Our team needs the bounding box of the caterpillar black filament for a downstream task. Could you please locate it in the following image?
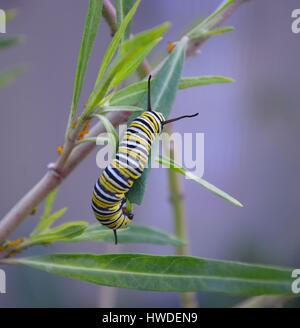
[92,76,198,244]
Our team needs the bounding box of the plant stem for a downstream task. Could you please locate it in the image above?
[0,0,248,244]
[0,112,130,244]
[166,125,198,308]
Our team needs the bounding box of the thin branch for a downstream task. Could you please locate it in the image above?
[166,125,198,308]
[0,112,130,244]
[0,0,248,245]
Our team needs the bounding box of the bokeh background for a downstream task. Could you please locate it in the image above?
[1,0,300,307]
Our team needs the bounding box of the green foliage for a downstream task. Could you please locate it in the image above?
[27,188,181,248]
[9,253,294,295]
[94,0,141,87]
[187,0,235,40]
[70,224,183,246]
[31,189,66,235]
[70,0,104,123]
[3,0,294,302]
[178,75,235,89]
[116,0,136,40]
[110,75,234,106]
[22,224,182,249]
[158,155,243,207]
[24,222,88,247]
[120,22,170,55]
[87,37,161,111]
[126,37,188,204]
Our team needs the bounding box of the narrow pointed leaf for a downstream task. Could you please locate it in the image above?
[26,222,88,246]
[205,26,235,37]
[120,22,170,55]
[187,0,234,40]
[9,253,294,295]
[127,37,189,204]
[110,38,161,89]
[68,224,184,246]
[70,0,103,120]
[157,155,243,207]
[110,75,234,106]
[31,189,59,236]
[87,37,161,110]
[116,0,136,40]
[95,0,141,86]
[178,75,235,89]
[32,208,68,236]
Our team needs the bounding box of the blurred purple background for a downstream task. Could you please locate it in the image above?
[1,0,300,307]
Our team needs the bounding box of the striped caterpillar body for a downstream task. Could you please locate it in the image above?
[92,76,198,244]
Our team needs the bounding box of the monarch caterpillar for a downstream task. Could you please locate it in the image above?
[92,76,198,244]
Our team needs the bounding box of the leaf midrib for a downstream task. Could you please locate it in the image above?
[18,259,291,285]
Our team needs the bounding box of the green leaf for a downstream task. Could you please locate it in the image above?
[187,0,234,40]
[68,224,183,246]
[26,222,88,246]
[157,155,243,207]
[126,36,189,204]
[32,208,68,236]
[205,26,235,37]
[95,0,141,86]
[31,188,66,236]
[110,80,147,106]
[0,66,24,89]
[9,253,294,295]
[110,75,234,106]
[116,0,136,40]
[41,189,58,219]
[120,22,170,55]
[178,75,235,89]
[93,114,119,151]
[0,37,21,49]
[110,38,161,89]
[101,105,144,113]
[87,37,161,110]
[70,0,103,121]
